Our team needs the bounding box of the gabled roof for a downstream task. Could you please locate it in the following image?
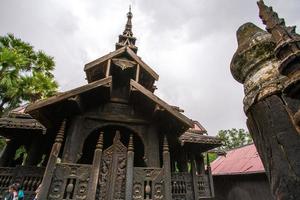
[179,132,221,145]
[84,47,159,81]
[25,77,193,129]
[211,144,265,176]
[0,105,46,137]
[130,79,193,127]
[178,121,221,149]
[26,76,112,113]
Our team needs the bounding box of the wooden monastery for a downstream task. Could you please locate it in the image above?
[0,9,221,200]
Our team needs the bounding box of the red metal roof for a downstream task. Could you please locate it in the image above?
[211,144,265,175]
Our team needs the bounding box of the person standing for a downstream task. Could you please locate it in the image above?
[4,184,18,200]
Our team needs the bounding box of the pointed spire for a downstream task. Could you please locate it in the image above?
[116,6,138,53]
[257,0,300,76]
[124,5,133,37]
[257,0,296,43]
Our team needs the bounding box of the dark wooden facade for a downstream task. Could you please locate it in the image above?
[0,9,221,200]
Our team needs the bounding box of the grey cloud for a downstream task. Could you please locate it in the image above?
[0,0,299,135]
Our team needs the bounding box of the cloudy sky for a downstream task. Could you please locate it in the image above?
[1,0,299,135]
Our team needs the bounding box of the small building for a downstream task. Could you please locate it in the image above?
[211,144,273,200]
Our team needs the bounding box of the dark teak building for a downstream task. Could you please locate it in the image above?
[0,9,221,200]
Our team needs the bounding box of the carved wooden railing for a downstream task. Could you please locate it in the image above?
[171,172,212,200]
[132,167,164,200]
[171,172,194,200]
[196,174,211,198]
[0,167,14,198]
[47,163,91,200]
[0,166,44,200]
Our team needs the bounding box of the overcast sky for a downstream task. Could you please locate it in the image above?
[1,0,299,135]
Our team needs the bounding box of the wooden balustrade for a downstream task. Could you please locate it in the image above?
[171,172,212,200]
[0,166,44,200]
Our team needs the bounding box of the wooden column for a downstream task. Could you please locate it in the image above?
[25,136,44,166]
[0,139,18,167]
[163,136,172,200]
[87,132,103,200]
[125,134,134,200]
[106,59,111,77]
[37,119,66,200]
[135,64,140,82]
[191,155,199,200]
[206,153,215,197]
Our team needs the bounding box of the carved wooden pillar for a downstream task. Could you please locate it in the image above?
[37,119,66,199]
[125,134,134,200]
[25,136,44,166]
[206,153,215,198]
[0,138,19,167]
[191,155,199,200]
[87,132,103,200]
[163,136,171,200]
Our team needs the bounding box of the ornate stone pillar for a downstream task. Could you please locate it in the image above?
[231,22,300,199]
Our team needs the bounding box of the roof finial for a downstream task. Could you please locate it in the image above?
[115,6,138,53]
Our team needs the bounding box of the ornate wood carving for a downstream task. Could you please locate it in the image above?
[48,163,91,200]
[132,167,164,200]
[97,132,127,200]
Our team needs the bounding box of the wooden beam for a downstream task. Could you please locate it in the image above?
[135,64,140,82]
[130,80,193,127]
[126,47,159,81]
[26,77,112,113]
[106,59,111,77]
[84,47,126,71]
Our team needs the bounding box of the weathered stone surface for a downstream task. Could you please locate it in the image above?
[231,22,287,112]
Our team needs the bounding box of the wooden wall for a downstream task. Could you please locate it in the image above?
[213,173,273,200]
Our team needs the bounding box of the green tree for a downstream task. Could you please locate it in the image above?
[0,33,58,116]
[217,128,253,150]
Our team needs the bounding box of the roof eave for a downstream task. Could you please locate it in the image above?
[130,79,193,128]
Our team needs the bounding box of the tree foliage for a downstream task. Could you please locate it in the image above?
[217,128,253,150]
[0,33,58,115]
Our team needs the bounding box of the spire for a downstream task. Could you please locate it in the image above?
[257,0,300,76]
[116,6,138,53]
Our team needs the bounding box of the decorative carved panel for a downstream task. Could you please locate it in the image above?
[133,167,164,200]
[48,163,91,200]
[97,133,127,200]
